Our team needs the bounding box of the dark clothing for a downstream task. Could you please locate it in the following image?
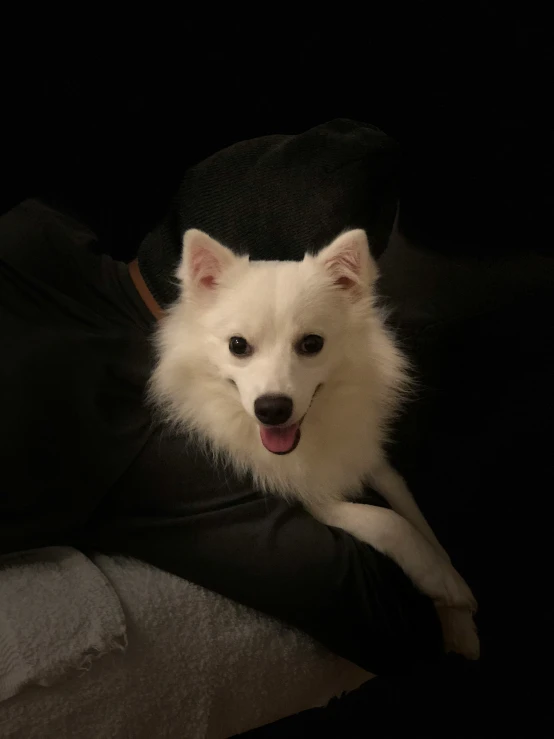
[0,199,442,676]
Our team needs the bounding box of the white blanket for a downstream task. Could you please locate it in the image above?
[0,547,126,702]
[0,549,369,738]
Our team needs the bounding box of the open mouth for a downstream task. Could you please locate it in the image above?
[259,423,302,455]
[258,385,322,455]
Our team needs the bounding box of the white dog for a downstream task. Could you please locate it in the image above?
[151,227,479,660]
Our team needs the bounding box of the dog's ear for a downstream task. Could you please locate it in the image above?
[315,229,378,295]
[178,229,237,291]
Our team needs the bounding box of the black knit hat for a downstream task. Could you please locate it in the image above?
[138,119,400,307]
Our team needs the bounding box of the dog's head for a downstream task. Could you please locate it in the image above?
[174,228,379,454]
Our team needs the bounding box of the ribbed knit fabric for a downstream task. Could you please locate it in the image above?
[138,119,400,307]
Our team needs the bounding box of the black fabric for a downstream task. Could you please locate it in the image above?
[0,198,443,677]
[238,656,483,738]
[0,200,154,553]
[137,119,400,307]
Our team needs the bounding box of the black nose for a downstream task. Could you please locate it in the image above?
[254,394,293,425]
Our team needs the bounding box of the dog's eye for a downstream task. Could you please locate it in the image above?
[229,336,252,357]
[297,334,324,356]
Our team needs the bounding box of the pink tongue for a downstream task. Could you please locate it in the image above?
[259,424,299,454]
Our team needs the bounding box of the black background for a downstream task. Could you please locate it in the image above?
[3,8,553,259]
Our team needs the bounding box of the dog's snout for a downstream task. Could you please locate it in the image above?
[254,394,293,425]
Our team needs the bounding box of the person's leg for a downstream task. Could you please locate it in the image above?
[83,487,443,677]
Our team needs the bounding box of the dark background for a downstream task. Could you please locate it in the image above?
[3,9,553,260]
[2,8,553,736]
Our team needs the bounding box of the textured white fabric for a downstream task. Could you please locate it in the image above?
[0,547,126,702]
[0,551,369,738]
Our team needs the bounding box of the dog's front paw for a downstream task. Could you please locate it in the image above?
[436,606,480,661]
[421,562,478,612]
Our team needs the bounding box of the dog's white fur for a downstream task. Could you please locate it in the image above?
[151,228,479,660]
